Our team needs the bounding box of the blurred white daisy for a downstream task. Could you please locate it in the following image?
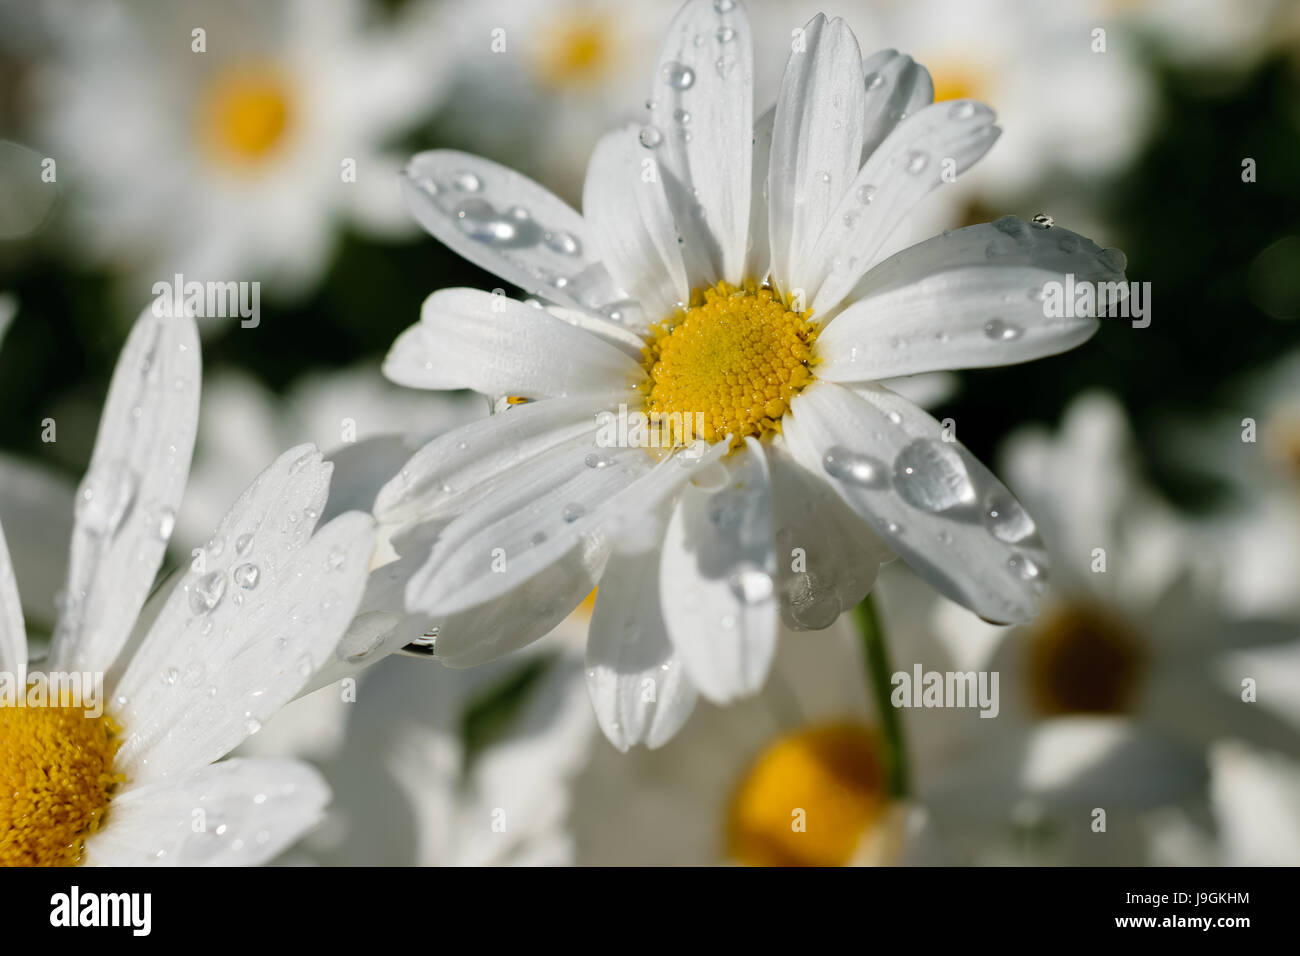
[176,363,487,550]
[0,306,378,866]
[1114,0,1293,70]
[571,613,953,865]
[379,0,1126,749]
[25,0,449,295]
[886,393,1300,864]
[430,0,851,203]
[246,635,595,866]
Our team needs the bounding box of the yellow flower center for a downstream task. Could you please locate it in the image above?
[1026,604,1145,716]
[533,12,618,90]
[200,65,294,165]
[0,704,123,866]
[643,283,817,447]
[927,60,989,103]
[727,722,887,867]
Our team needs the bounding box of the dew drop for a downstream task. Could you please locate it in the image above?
[855,184,876,205]
[155,506,176,540]
[716,26,735,43]
[76,463,139,537]
[235,532,253,555]
[544,230,582,256]
[822,446,886,487]
[715,55,737,78]
[948,100,977,119]
[189,570,227,615]
[905,150,929,174]
[639,125,663,148]
[452,170,482,192]
[585,452,615,469]
[562,503,586,523]
[663,61,696,90]
[233,562,260,590]
[983,318,1022,341]
[1030,213,1054,228]
[984,491,1036,543]
[864,72,884,91]
[892,439,975,512]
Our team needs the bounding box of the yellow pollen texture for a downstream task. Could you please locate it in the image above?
[727,722,886,867]
[643,283,817,446]
[535,15,616,88]
[201,65,293,163]
[0,706,123,867]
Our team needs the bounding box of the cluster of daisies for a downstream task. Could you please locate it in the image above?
[2,0,1297,868]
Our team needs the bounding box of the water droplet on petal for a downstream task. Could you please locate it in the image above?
[235,532,253,554]
[984,491,1037,543]
[855,184,876,205]
[893,439,976,512]
[233,562,260,590]
[452,170,481,192]
[823,446,886,487]
[562,503,586,523]
[663,61,695,90]
[544,230,582,256]
[639,125,663,148]
[865,72,885,91]
[585,452,614,469]
[905,150,929,174]
[984,318,1022,341]
[190,570,227,615]
[948,101,977,120]
[716,26,735,43]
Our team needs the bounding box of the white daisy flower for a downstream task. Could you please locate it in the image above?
[885,393,1300,863]
[428,0,851,203]
[379,0,1127,751]
[571,613,953,865]
[250,640,595,866]
[24,0,449,294]
[0,305,378,866]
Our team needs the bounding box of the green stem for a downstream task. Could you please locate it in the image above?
[852,593,910,798]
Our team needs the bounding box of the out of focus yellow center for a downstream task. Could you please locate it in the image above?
[1026,604,1145,716]
[1263,409,1300,481]
[0,705,123,867]
[201,65,294,164]
[727,722,887,867]
[928,60,988,103]
[643,283,817,447]
[534,14,617,89]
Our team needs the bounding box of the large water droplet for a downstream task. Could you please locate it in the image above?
[190,570,227,615]
[544,230,582,256]
[822,446,886,487]
[452,170,482,192]
[639,125,663,148]
[1008,553,1046,582]
[233,562,260,590]
[893,439,975,512]
[984,491,1036,543]
[454,198,541,248]
[663,61,696,90]
[983,318,1022,341]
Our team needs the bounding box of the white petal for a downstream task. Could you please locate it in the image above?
[83,758,328,867]
[660,437,778,703]
[583,126,692,320]
[858,49,934,165]
[419,440,728,667]
[112,446,376,783]
[648,0,754,283]
[0,454,74,628]
[401,150,624,313]
[765,439,889,630]
[383,288,645,398]
[374,394,623,529]
[0,520,26,680]
[744,106,776,282]
[808,100,1002,315]
[817,218,1123,380]
[407,439,650,666]
[586,534,698,751]
[785,382,1048,624]
[48,307,200,674]
[768,15,866,300]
